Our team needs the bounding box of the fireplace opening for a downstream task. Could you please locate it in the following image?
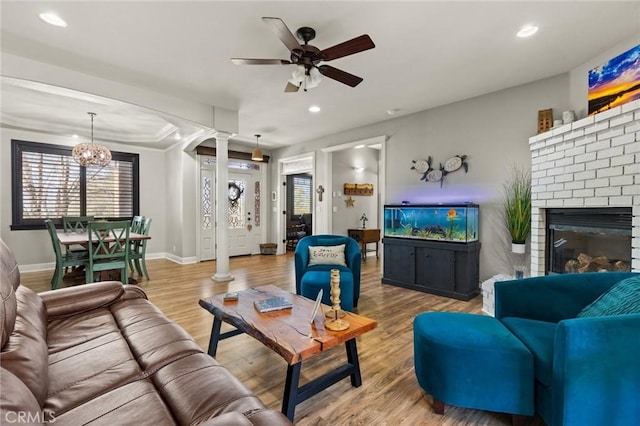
[546,208,632,274]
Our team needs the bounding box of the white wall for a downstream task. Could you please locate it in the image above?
[0,128,167,268]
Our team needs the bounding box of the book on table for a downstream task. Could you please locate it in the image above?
[254,296,293,313]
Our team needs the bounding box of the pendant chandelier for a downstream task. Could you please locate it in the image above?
[251,134,263,162]
[72,112,112,167]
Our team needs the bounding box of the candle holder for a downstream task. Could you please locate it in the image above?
[324,269,349,331]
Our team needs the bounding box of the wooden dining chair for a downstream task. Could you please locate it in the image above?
[86,220,130,284]
[44,219,88,290]
[129,217,152,280]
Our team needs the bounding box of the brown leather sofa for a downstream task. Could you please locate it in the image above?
[0,239,292,425]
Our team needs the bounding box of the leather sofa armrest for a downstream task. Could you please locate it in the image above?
[40,281,126,319]
[199,412,253,425]
[121,284,149,301]
[199,409,292,426]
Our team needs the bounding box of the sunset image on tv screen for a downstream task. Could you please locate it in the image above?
[588,44,640,115]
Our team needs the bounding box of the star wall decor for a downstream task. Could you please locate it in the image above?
[345,196,355,207]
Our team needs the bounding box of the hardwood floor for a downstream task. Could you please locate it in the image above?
[21,254,540,425]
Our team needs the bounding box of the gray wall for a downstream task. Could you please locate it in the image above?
[0,128,168,268]
[331,148,379,234]
[272,74,571,280]
[4,37,637,277]
[569,35,640,119]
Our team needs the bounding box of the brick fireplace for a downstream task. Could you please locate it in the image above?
[529,99,640,276]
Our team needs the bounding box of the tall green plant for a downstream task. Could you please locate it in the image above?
[503,167,531,244]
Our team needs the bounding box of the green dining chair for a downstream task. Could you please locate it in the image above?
[86,220,130,284]
[129,217,151,280]
[61,215,93,272]
[131,215,143,234]
[62,215,94,233]
[45,219,89,290]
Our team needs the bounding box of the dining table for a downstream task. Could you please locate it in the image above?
[57,230,151,283]
[57,230,151,247]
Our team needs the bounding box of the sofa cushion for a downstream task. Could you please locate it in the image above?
[0,239,20,291]
[501,317,556,387]
[152,353,269,425]
[577,276,640,318]
[111,298,202,372]
[51,379,175,426]
[0,286,49,406]
[308,244,346,266]
[0,268,18,350]
[45,307,142,416]
[0,368,48,424]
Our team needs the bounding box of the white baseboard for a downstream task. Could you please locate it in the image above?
[18,252,197,272]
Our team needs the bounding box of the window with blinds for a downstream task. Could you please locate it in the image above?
[11,140,139,229]
[292,175,312,215]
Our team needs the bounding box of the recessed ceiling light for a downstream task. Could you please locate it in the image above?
[517,25,538,38]
[71,134,79,139]
[39,12,68,28]
[387,108,399,115]
[308,105,321,113]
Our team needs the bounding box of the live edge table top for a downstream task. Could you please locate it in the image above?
[198,285,377,365]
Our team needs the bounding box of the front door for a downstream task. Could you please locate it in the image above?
[228,171,253,256]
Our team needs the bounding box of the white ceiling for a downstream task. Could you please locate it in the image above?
[1,1,639,150]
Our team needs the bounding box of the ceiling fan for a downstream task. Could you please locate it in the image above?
[232,17,375,92]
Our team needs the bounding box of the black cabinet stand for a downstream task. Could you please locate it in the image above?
[382,238,481,301]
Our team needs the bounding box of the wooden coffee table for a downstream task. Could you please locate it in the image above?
[198,285,377,421]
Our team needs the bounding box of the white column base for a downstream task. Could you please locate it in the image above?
[212,274,235,283]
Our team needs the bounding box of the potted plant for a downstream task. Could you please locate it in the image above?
[503,166,531,254]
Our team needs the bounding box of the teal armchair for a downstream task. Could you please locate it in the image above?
[294,235,361,310]
[495,272,640,426]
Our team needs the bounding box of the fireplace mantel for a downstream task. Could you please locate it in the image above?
[529,99,640,276]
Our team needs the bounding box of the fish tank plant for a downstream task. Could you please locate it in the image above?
[384,204,479,243]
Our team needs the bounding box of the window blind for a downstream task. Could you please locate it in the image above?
[11,140,139,229]
[293,175,312,215]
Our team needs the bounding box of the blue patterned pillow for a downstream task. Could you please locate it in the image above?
[577,276,640,318]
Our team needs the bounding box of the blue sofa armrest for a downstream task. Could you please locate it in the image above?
[294,248,309,295]
[345,238,361,301]
[495,272,638,323]
[552,314,640,426]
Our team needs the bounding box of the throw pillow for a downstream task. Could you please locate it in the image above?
[308,244,347,267]
[577,275,640,318]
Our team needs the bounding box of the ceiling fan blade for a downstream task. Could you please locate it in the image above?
[262,17,301,53]
[319,35,375,61]
[318,65,363,87]
[285,82,300,93]
[231,58,291,65]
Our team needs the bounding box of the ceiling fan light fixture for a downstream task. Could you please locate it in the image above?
[251,134,264,162]
[288,65,322,91]
[72,112,112,168]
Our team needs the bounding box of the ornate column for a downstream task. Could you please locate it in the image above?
[212,131,234,282]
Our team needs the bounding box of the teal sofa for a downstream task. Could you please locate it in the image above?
[495,272,640,426]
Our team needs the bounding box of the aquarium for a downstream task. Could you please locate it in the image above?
[384,204,479,243]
